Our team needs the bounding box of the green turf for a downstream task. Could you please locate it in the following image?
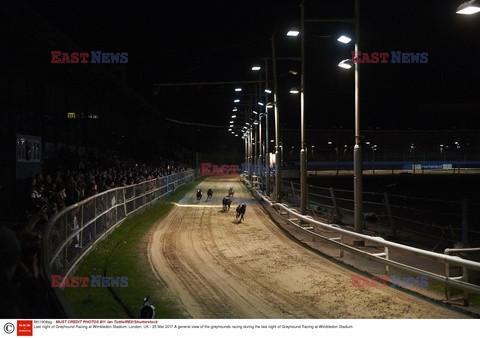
[64,178,203,318]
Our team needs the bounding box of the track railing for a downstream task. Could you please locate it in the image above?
[244,178,480,302]
[43,169,195,280]
[281,179,480,248]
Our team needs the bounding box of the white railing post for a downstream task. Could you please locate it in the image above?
[384,246,389,273]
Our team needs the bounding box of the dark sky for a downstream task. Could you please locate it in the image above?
[26,0,480,132]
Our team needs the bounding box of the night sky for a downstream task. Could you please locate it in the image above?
[25,0,480,132]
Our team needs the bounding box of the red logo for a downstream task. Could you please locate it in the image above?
[16,321,32,336]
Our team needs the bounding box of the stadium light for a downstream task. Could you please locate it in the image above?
[337,35,352,44]
[338,59,352,69]
[287,29,300,36]
[456,0,480,14]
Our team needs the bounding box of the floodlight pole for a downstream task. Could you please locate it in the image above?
[265,60,270,196]
[300,0,308,215]
[272,33,282,202]
[353,0,364,234]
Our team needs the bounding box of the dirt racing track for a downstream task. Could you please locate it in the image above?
[148,176,469,319]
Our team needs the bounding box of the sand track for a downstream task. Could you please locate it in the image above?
[149,176,467,318]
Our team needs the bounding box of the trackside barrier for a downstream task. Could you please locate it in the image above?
[281,179,480,248]
[445,248,480,305]
[41,170,196,316]
[242,177,480,301]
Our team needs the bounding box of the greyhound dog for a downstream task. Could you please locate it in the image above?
[222,195,231,211]
[207,188,213,200]
[236,203,246,222]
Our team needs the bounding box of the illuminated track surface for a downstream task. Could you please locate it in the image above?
[149,176,468,319]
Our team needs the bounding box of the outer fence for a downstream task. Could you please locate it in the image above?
[42,169,195,280]
[243,177,480,305]
[281,180,480,248]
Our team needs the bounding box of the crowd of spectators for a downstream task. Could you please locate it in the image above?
[0,147,191,318]
[29,148,190,217]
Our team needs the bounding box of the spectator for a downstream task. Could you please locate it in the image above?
[85,181,98,198]
[30,183,47,212]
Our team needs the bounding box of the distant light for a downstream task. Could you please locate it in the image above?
[228,128,232,131]
[456,0,480,14]
[230,121,234,123]
[235,87,242,92]
[328,141,333,145]
[251,66,261,71]
[337,35,352,44]
[365,141,370,145]
[338,59,352,69]
[234,99,240,103]
[231,131,235,134]
[266,103,274,109]
[245,122,250,125]
[258,102,264,106]
[231,115,236,118]
[287,30,300,37]
[270,140,274,143]
[233,107,238,112]
[253,110,258,115]
[289,70,298,75]
[235,134,238,137]
[253,120,259,125]
[264,89,272,94]
[289,88,300,94]
[229,125,234,127]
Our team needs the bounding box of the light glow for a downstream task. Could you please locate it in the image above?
[456,0,480,14]
[337,35,352,44]
[338,59,352,69]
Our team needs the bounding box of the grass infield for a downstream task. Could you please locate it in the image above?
[64,178,203,318]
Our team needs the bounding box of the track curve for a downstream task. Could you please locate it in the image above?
[148,176,467,318]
